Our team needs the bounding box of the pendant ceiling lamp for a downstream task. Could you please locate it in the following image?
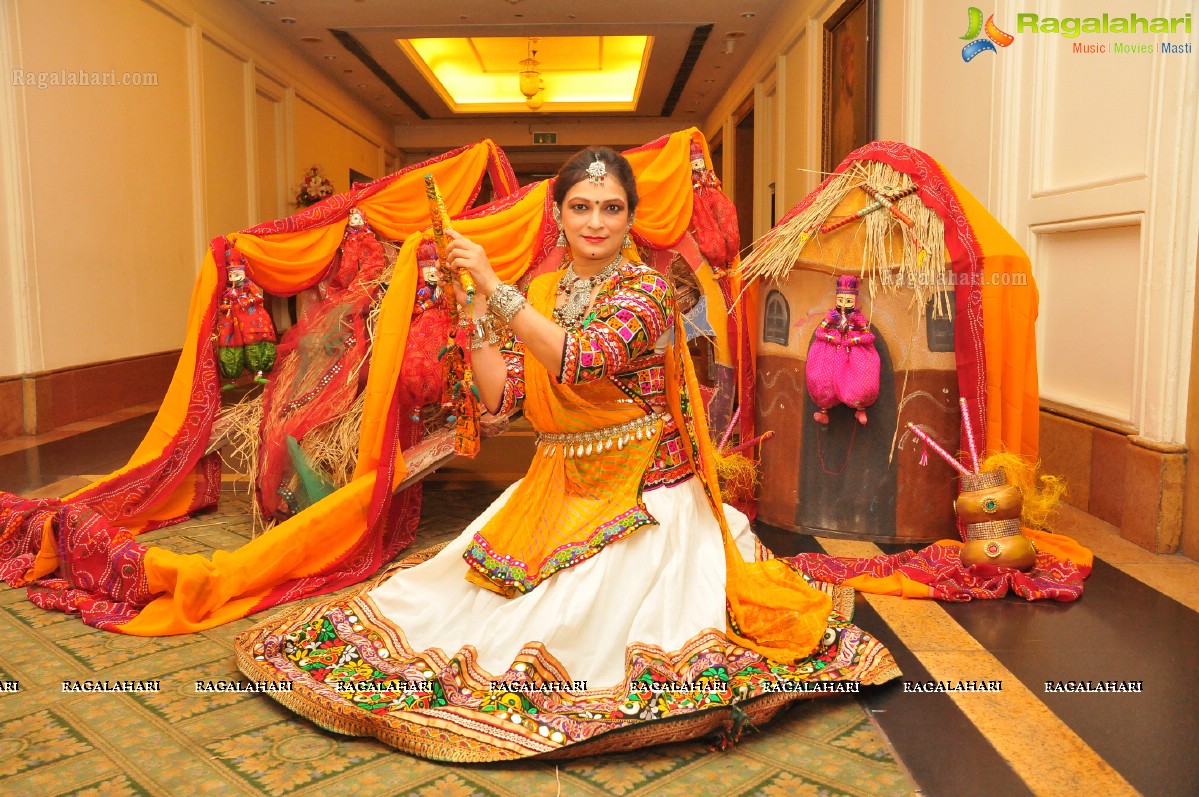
[519,37,545,109]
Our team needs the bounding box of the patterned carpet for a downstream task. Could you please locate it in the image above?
[0,484,915,797]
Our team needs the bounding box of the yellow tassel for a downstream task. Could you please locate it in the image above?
[715,450,758,497]
[980,452,1066,531]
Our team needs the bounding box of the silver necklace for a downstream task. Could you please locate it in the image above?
[554,252,623,330]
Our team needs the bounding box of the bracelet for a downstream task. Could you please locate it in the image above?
[470,315,503,350]
[488,282,528,325]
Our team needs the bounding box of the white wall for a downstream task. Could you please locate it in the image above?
[707,0,1199,444]
[0,0,398,377]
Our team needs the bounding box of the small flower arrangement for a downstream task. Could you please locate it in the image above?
[295,165,336,207]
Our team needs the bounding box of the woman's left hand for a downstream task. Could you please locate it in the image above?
[445,228,501,300]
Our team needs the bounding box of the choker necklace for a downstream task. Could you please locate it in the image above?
[554,252,623,330]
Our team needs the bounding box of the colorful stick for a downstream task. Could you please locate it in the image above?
[817,184,919,235]
[906,422,971,476]
[726,430,774,456]
[861,184,916,229]
[718,405,743,451]
[425,174,474,304]
[959,397,980,474]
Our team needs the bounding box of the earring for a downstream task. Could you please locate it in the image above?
[623,213,635,250]
[552,204,566,247]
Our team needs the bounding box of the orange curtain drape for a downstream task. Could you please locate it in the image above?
[109,133,708,634]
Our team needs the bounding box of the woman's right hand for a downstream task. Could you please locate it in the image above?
[445,228,501,299]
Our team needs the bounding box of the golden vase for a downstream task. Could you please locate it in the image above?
[956,469,1036,570]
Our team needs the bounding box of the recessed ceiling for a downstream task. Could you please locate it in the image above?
[399,35,652,112]
[238,1,792,125]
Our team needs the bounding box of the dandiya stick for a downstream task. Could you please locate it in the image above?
[725,429,774,456]
[906,422,971,476]
[425,174,474,304]
[861,183,917,229]
[959,397,980,474]
[719,405,743,451]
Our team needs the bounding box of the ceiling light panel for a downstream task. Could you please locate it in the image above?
[398,35,652,112]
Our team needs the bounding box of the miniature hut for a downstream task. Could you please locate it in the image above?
[741,142,1039,543]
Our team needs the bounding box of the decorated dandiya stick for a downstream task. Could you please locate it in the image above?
[425,174,480,457]
[817,184,919,235]
[424,174,474,304]
[861,184,917,229]
[959,397,980,474]
[718,405,743,451]
[906,422,971,476]
[725,429,774,456]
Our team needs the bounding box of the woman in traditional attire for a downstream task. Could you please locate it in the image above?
[234,147,897,762]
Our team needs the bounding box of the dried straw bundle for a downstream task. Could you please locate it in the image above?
[738,160,948,314]
[205,236,403,533]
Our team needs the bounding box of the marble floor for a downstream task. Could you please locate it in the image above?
[0,407,1196,797]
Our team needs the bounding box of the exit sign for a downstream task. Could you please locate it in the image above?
[532,131,557,145]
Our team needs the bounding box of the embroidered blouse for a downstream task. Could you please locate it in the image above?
[495,261,692,490]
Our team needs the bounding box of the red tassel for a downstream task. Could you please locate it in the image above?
[919,443,929,466]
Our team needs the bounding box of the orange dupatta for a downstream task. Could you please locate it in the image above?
[663,313,833,662]
[462,273,662,597]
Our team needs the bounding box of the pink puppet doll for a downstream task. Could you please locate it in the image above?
[806,274,880,425]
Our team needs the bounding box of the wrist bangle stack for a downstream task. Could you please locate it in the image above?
[471,315,502,350]
[488,282,528,325]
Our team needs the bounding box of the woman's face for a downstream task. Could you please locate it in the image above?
[558,176,630,265]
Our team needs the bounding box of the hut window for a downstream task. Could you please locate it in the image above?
[764,290,790,345]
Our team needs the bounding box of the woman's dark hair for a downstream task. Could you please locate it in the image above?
[552,146,639,215]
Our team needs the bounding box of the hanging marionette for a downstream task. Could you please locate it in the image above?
[398,237,452,428]
[687,140,740,276]
[216,251,278,390]
[806,274,880,425]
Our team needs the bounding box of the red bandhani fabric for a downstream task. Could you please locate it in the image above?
[397,307,450,410]
[785,542,1089,602]
[256,223,387,519]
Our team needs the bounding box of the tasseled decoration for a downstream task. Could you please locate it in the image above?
[711,405,772,505]
[427,175,480,458]
[981,452,1066,530]
[714,449,758,498]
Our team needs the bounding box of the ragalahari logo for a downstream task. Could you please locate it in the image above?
[961,7,1015,61]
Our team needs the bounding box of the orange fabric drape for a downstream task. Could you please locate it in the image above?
[833,525,1094,600]
[625,130,697,247]
[665,314,831,661]
[229,142,500,295]
[938,167,1040,459]
[123,239,419,635]
[105,135,709,635]
[60,251,220,511]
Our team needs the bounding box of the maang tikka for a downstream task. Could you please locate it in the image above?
[586,156,607,186]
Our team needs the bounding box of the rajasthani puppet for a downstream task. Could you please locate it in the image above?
[806,274,879,425]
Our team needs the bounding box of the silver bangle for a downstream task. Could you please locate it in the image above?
[471,315,502,350]
[488,282,528,325]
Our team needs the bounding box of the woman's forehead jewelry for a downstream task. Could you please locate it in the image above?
[586,156,607,186]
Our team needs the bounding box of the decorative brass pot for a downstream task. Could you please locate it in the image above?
[956,470,1036,570]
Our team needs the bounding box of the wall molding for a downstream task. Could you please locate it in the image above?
[0,350,182,440]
